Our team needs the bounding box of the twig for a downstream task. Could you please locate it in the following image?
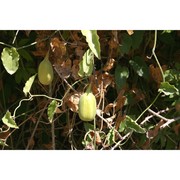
[160,116,180,129]
[146,108,180,129]
[147,108,169,122]
[111,132,132,150]
[26,104,48,150]
[140,108,170,125]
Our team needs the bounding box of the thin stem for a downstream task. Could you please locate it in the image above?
[12,30,19,44]
[145,108,180,129]
[0,42,13,48]
[111,132,132,150]
[26,105,47,150]
[49,84,56,150]
[94,117,96,150]
[147,30,165,82]
[51,119,55,150]
[135,92,161,122]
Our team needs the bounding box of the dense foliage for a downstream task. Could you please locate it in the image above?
[0,30,179,150]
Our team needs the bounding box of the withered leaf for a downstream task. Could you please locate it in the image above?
[146,120,165,139]
[65,92,82,112]
[103,58,115,72]
[115,90,126,112]
[127,30,134,35]
[71,59,80,80]
[54,58,72,79]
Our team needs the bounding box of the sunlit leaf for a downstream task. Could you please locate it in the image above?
[118,120,126,132]
[162,30,172,34]
[125,116,145,133]
[23,74,37,96]
[158,82,179,96]
[0,139,8,147]
[106,128,116,146]
[115,65,129,91]
[81,30,101,59]
[78,49,94,77]
[47,100,58,123]
[2,110,19,129]
[129,56,149,80]
[1,47,20,75]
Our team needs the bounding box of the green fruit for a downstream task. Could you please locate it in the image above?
[78,86,97,121]
[38,52,54,85]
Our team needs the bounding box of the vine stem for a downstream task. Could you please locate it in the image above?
[12,94,62,118]
[94,117,96,150]
[135,92,161,122]
[12,30,19,44]
[49,83,56,150]
[147,30,165,82]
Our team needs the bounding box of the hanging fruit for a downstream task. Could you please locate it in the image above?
[78,85,97,121]
[38,51,54,85]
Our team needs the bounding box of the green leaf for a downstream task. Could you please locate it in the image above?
[158,82,179,96]
[81,30,101,59]
[78,49,94,77]
[2,110,19,129]
[118,120,126,132]
[115,65,129,91]
[18,49,33,62]
[106,128,116,146]
[23,74,37,96]
[129,56,149,80]
[162,30,172,34]
[47,100,58,123]
[131,31,144,49]
[125,116,145,133]
[83,122,94,144]
[0,139,8,147]
[84,122,94,132]
[119,33,132,55]
[1,47,20,75]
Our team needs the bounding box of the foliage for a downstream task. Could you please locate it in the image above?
[0,30,180,150]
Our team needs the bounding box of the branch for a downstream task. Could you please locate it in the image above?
[146,108,180,129]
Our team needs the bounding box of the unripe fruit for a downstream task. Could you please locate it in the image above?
[78,86,97,121]
[38,52,54,85]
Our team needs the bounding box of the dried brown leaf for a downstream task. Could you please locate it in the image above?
[71,59,80,80]
[127,30,134,35]
[49,37,67,64]
[54,58,72,79]
[75,46,85,58]
[65,92,82,112]
[146,120,165,139]
[130,87,145,102]
[0,129,11,139]
[103,58,115,72]
[104,103,116,115]
[173,124,180,135]
[149,64,167,87]
[115,90,126,112]
[115,112,126,131]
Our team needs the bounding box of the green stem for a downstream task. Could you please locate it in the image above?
[135,92,161,122]
[94,117,96,150]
